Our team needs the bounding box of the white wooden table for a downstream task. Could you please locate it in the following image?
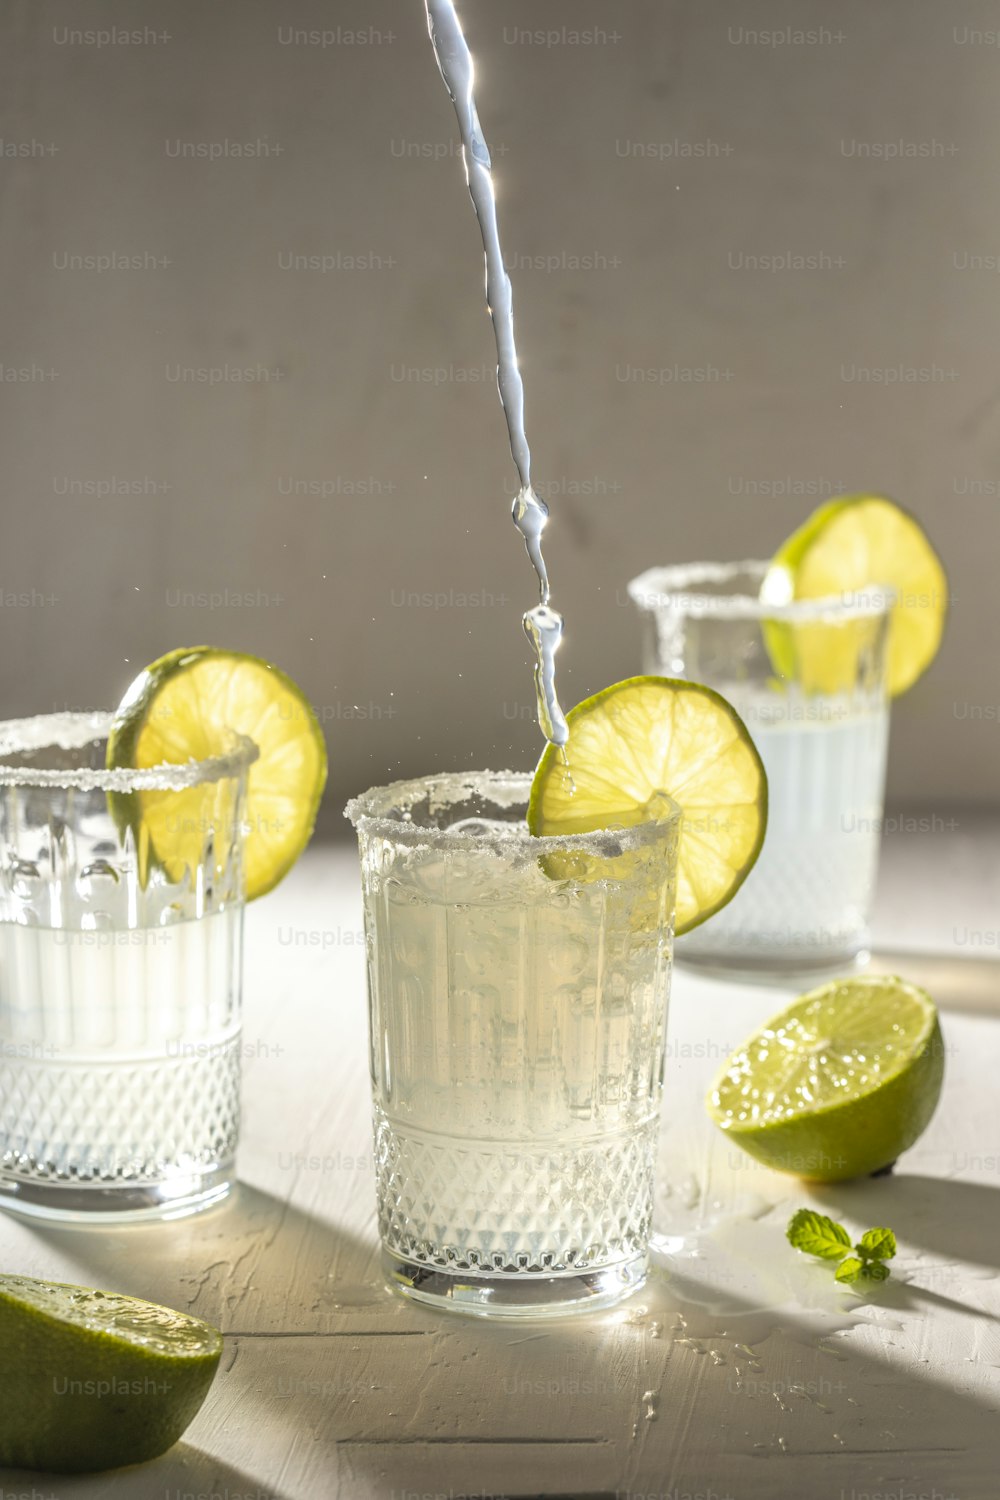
[3,821,999,1499]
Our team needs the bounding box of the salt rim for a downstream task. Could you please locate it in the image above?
[344,768,680,855]
[0,712,259,791]
[628,560,895,623]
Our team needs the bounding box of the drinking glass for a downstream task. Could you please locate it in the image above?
[346,770,680,1318]
[629,562,893,978]
[0,712,256,1221]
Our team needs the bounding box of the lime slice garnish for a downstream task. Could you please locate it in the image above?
[107,646,327,900]
[762,493,947,696]
[0,1274,221,1473]
[707,976,944,1181]
[526,675,768,935]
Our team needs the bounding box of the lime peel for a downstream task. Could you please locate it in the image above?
[708,976,945,1182]
[0,1273,222,1473]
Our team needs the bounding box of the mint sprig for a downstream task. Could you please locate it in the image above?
[787,1209,896,1285]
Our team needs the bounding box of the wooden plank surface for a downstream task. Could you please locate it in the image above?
[2,836,999,1499]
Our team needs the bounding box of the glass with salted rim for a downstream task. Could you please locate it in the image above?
[346,769,680,1318]
[629,561,893,979]
[0,712,257,1222]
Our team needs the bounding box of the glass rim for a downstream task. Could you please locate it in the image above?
[0,711,259,791]
[627,560,896,622]
[344,768,681,855]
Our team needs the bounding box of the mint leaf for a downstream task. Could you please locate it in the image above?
[788,1211,897,1288]
[858,1227,896,1262]
[787,1209,852,1260]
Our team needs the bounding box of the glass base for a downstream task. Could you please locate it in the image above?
[677,943,870,987]
[382,1248,648,1319]
[0,1164,234,1224]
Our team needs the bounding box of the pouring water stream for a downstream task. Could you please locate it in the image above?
[424,0,569,748]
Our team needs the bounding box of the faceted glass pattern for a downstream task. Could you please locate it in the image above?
[348,770,679,1317]
[0,713,250,1221]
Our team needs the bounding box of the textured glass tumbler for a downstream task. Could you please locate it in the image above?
[346,771,680,1319]
[0,712,256,1222]
[629,562,893,979]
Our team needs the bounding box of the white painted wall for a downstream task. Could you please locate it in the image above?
[1,0,997,831]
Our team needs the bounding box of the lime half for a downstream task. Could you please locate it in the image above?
[0,1274,221,1473]
[762,493,947,696]
[707,976,944,1181]
[107,646,327,900]
[527,675,767,935]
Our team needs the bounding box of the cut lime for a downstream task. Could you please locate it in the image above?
[527,675,768,935]
[762,493,947,696]
[107,646,327,900]
[0,1274,221,1473]
[707,976,944,1181]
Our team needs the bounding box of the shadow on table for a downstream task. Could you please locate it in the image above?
[9,1178,381,1493]
[15,1176,382,1326]
[625,1252,996,1497]
[812,1171,1000,1275]
[869,946,1000,1017]
[0,1445,293,1500]
[235,1253,998,1500]
[12,1178,1000,1498]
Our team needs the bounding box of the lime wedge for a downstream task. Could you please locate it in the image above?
[107,646,327,900]
[762,493,947,696]
[527,675,767,935]
[0,1274,221,1473]
[707,976,944,1181]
